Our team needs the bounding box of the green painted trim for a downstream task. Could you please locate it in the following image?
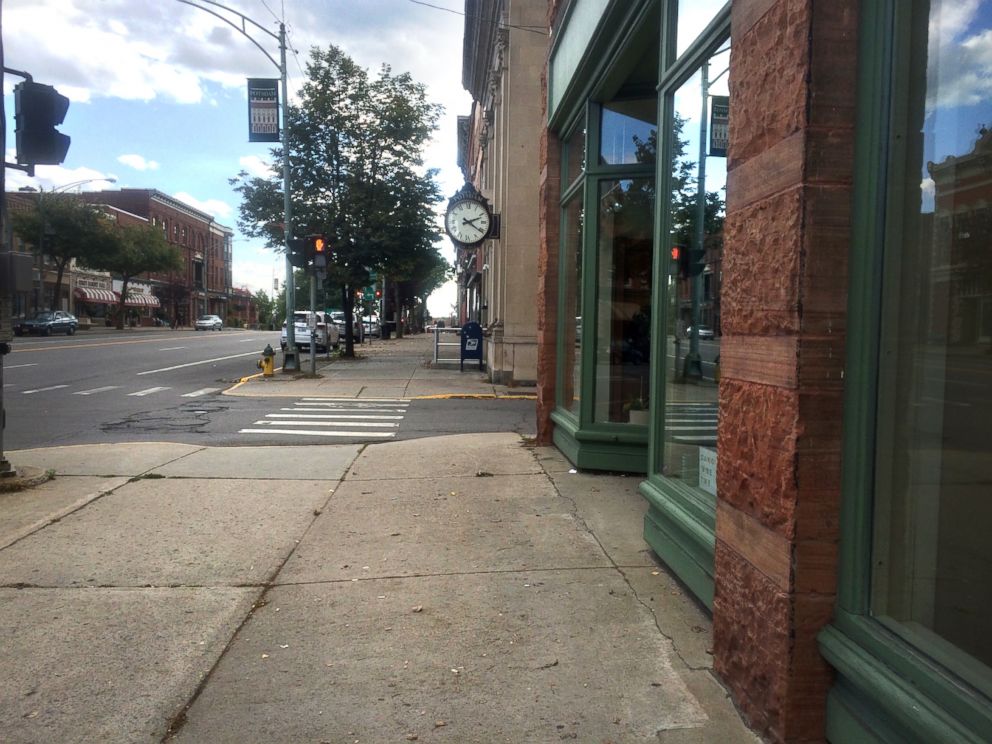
[819,623,992,743]
[640,478,715,608]
[552,408,648,473]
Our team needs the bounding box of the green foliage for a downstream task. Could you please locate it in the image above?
[230,44,446,355]
[89,223,182,329]
[253,289,278,328]
[10,194,111,310]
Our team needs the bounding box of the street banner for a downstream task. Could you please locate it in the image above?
[247,78,279,143]
[709,95,729,157]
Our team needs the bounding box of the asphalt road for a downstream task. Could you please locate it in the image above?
[1,328,536,450]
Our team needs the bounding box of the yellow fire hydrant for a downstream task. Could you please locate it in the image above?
[258,343,275,377]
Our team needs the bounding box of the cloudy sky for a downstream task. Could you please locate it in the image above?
[2,0,473,314]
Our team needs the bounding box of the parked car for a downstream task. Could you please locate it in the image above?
[687,325,715,339]
[363,315,381,337]
[13,310,78,336]
[195,314,224,331]
[280,310,340,353]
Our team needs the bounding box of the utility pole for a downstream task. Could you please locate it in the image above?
[175,0,298,370]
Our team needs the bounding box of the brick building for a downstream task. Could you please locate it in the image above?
[85,189,233,326]
[513,0,992,741]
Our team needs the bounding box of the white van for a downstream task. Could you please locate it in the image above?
[280,311,341,353]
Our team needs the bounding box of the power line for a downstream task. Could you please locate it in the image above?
[405,0,547,36]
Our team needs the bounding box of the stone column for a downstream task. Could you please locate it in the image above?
[713,1,858,741]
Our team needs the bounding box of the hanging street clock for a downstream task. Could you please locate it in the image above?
[444,183,497,247]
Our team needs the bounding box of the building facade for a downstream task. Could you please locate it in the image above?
[531,0,991,742]
[457,0,546,385]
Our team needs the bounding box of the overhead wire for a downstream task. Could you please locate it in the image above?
[404,0,547,35]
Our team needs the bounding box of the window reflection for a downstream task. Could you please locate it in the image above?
[600,99,657,166]
[566,126,586,188]
[561,195,584,415]
[662,49,728,490]
[871,0,992,688]
[676,0,727,57]
[594,178,654,423]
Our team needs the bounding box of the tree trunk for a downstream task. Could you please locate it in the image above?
[53,257,70,312]
[116,277,130,330]
[393,281,403,338]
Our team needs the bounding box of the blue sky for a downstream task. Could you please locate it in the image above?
[2,0,472,314]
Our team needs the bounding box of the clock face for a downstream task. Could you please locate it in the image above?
[445,199,491,245]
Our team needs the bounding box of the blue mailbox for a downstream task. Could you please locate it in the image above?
[460,321,484,371]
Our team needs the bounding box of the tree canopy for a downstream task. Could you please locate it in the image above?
[230,44,447,355]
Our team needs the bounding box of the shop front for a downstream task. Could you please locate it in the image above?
[540,0,989,741]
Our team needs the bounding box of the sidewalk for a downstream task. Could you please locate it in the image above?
[0,336,758,743]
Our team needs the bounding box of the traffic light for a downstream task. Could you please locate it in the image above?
[311,234,328,270]
[374,288,382,299]
[15,81,71,165]
[688,246,705,278]
[287,237,308,268]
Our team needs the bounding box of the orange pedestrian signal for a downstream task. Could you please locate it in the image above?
[314,236,326,253]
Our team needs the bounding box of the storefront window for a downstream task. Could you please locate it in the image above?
[661,47,728,489]
[593,177,653,423]
[870,0,992,693]
[565,125,586,187]
[560,194,584,415]
[599,99,656,166]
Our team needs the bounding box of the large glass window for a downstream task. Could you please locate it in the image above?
[593,177,654,423]
[676,1,727,57]
[869,0,992,695]
[560,194,584,415]
[661,47,729,489]
[599,99,657,165]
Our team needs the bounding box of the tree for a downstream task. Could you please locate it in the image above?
[10,193,111,310]
[231,44,444,356]
[152,273,191,327]
[91,223,182,329]
[253,289,278,329]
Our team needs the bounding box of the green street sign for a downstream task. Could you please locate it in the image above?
[363,287,375,300]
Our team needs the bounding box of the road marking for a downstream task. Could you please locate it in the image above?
[5,363,38,369]
[159,346,187,351]
[300,397,409,403]
[22,384,68,394]
[137,351,261,375]
[283,406,409,413]
[129,386,171,396]
[182,387,222,398]
[239,428,396,438]
[74,386,120,396]
[251,420,398,428]
[268,413,404,420]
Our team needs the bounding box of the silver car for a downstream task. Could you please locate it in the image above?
[280,311,340,352]
[195,314,223,331]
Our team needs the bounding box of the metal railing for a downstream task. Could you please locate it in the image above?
[433,326,462,364]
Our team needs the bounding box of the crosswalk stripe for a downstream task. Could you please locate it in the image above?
[253,420,398,428]
[129,386,171,397]
[182,388,221,398]
[23,384,68,394]
[239,428,396,438]
[74,386,120,396]
[281,407,408,414]
[300,397,409,403]
[267,413,404,420]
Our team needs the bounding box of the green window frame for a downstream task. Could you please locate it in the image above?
[818,1,992,741]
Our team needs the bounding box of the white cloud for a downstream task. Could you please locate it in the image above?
[238,154,275,179]
[172,192,233,221]
[3,154,118,192]
[927,0,992,110]
[118,154,159,171]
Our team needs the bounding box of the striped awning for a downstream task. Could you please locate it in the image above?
[124,292,160,307]
[74,287,117,304]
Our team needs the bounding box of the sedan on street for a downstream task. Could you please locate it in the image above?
[14,310,78,336]
[195,314,224,331]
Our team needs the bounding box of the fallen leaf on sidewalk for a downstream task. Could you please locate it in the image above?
[406,735,418,741]
[434,721,447,728]
[261,654,269,659]
[476,471,493,477]
[411,605,423,613]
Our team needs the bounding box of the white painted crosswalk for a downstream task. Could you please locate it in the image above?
[665,402,718,446]
[239,397,410,441]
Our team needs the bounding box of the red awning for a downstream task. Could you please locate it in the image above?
[124,292,160,307]
[73,287,117,304]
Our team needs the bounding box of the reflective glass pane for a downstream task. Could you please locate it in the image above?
[676,0,726,57]
[661,47,729,490]
[593,178,654,423]
[560,194,584,414]
[870,0,992,692]
[565,125,586,188]
[599,99,657,166]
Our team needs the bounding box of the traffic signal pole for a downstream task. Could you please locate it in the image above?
[683,60,709,381]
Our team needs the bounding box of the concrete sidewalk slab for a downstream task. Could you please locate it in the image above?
[7,442,203,477]
[0,475,128,549]
[171,571,708,744]
[0,478,333,587]
[346,432,541,480]
[0,587,256,744]
[278,473,610,583]
[147,444,362,480]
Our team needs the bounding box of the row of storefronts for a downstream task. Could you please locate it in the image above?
[459,0,990,741]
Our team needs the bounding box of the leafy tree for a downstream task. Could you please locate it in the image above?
[10,193,110,310]
[253,289,278,329]
[152,273,191,327]
[230,44,444,356]
[90,223,182,329]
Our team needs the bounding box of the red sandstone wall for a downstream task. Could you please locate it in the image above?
[713,1,858,741]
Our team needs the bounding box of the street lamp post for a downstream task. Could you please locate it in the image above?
[174,0,298,370]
